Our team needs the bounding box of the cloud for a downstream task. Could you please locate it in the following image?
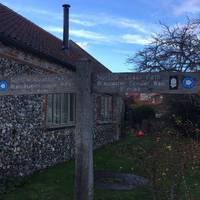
[174,0,200,16]
[2,2,155,46]
[43,26,109,42]
[2,2,158,34]
[43,24,152,46]
[43,26,63,33]
[71,13,157,34]
[76,41,89,49]
[121,34,152,45]
[112,49,134,56]
[69,29,110,42]
[3,3,94,27]
[69,19,96,26]
[117,19,147,33]
[1,1,62,20]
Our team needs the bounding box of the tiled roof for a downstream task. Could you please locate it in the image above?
[0,3,110,73]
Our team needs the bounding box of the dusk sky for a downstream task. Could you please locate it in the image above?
[1,0,200,72]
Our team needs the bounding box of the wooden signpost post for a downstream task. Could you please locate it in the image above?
[75,60,94,200]
[0,68,200,200]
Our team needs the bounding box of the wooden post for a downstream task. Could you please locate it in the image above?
[75,59,94,200]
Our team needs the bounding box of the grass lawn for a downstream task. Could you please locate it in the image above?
[1,133,200,200]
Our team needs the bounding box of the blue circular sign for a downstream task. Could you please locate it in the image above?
[0,80,8,91]
[182,77,196,89]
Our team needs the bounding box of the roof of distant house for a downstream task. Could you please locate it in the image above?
[0,3,110,73]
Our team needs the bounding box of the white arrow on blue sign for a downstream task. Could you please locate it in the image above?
[0,80,8,91]
[182,77,196,89]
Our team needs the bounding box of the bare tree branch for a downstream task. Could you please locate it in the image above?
[128,18,200,72]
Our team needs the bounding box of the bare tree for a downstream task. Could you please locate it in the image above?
[128,19,200,72]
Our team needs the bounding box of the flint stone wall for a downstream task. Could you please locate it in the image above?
[0,57,120,177]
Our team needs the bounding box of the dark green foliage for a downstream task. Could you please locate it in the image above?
[166,95,200,123]
[164,94,200,138]
[131,105,155,127]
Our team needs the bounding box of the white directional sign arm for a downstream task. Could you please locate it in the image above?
[0,73,77,96]
[92,72,200,94]
[0,72,200,96]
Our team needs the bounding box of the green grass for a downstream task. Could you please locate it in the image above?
[1,135,153,200]
[94,135,154,200]
[1,134,200,200]
[1,162,75,200]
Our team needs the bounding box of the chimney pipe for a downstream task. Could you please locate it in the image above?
[63,4,70,51]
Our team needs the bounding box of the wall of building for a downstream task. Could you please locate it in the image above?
[0,55,123,178]
[93,94,123,149]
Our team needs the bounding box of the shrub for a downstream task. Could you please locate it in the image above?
[163,94,200,138]
[131,105,155,128]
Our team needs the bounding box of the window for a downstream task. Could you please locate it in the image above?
[47,93,76,126]
[97,95,113,121]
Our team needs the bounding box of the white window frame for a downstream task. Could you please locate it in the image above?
[99,95,113,122]
[46,93,76,128]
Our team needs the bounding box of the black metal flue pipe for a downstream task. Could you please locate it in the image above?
[62,4,70,51]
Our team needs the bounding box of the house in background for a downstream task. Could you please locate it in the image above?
[0,3,124,177]
[126,92,163,105]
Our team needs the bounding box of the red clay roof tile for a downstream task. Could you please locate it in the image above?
[0,3,110,73]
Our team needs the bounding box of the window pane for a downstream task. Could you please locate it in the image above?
[61,93,68,124]
[70,93,75,122]
[47,94,53,123]
[108,97,112,119]
[96,96,101,120]
[99,96,113,121]
[47,93,76,126]
[74,95,76,122]
[101,96,105,120]
[53,94,61,124]
[105,97,109,120]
